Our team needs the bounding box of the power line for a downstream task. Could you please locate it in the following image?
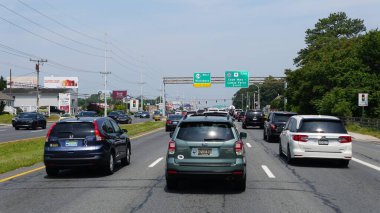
[0,15,105,58]
[0,2,104,52]
[17,0,104,43]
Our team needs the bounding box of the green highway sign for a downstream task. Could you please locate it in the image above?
[225,71,249,88]
[193,72,211,88]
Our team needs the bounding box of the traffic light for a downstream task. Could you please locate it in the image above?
[132,100,136,108]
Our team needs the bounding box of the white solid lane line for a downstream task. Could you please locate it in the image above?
[261,165,276,178]
[352,157,380,172]
[30,130,44,133]
[246,143,252,148]
[148,157,164,168]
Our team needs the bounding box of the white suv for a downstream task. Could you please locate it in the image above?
[279,115,352,167]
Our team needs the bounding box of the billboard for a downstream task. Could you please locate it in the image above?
[44,77,78,88]
[58,93,71,113]
[112,90,127,99]
[7,76,37,88]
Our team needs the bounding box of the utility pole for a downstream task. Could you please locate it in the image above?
[30,59,47,111]
[100,72,111,117]
[241,94,244,110]
[9,69,12,97]
[139,71,145,111]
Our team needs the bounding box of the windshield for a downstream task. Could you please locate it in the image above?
[50,122,95,138]
[274,114,295,122]
[168,115,183,120]
[298,119,347,133]
[177,122,234,141]
[18,113,36,119]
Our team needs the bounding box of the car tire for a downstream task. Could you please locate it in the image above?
[103,152,115,175]
[121,146,131,166]
[263,129,267,141]
[32,124,37,130]
[42,123,47,129]
[234,175,246,192]
[166,178,178,190]
[339,160,350,168]
[46,167,59,176]
[242,124,247,129]
[266,132,272,142]
[286,145,294,164]
[15,127,19,130]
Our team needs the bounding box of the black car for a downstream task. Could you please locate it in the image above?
[264,111,297,142]
[108,111,121,120]
[140,111,150,118]
[76,111,98,117]
[44,117,131,176]
[12,112,47,130]
[242,110,265,129]
[134,111,143,117]
[116,114,132,124]
[165,114,183,132]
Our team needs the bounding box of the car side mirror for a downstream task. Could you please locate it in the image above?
[122,129,128,133]
[240,132,247,139]
[169,132,174,138]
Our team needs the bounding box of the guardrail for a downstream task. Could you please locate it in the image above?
[341,117,380,130]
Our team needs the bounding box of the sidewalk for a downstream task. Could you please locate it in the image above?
[349,131,380,143]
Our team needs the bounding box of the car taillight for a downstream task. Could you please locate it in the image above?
[45,122,57,142]
[292,135,308,142]
[270,124,277,130]
[339,136,352,143]
[235,140,244,155]
[93,121,105,141]
[166,120,173,124]
[168,140,176,154]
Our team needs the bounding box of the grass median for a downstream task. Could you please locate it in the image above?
[0,120,164,174]
[0,114,13,124]
[346,123,380,139]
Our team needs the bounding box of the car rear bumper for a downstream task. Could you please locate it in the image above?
[291,147,352,160]
[166,157,246,179]
[165,124,177,131]
[243,121,264,126]
[44,148,109,168]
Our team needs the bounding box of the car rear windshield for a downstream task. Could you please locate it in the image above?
[274,114,296,122]
[169,115,183,120]
[298,119,347,133]
[246,111,263,117]
[18,113,36,119]
[81,112,97,116]
[50,122,95,138]
[176,122,234,141]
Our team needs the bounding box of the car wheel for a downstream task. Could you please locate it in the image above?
[121,146,131,166]
[32,124,37,130]
[46,167,59,176]
[103,152,115,175]
[42,123,47,129]
[15,127,19,130]
[234,175,246,192]
[339,160,350,168]
[242,124,247,129]
[286,145,294,164]
[263,129,267,140]
[279,142,285,157]
[166,178,178,190]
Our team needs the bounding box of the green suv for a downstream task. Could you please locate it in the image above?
[165,115,247,191]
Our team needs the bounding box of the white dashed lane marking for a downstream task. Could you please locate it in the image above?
[246,143,252,148]
[261,165,276,178]
[148,157,164,168]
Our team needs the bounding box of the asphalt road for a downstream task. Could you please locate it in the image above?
[0,122,379,213]
[0,117,151,143]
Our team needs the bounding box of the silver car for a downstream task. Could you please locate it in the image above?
[279,115,352,167]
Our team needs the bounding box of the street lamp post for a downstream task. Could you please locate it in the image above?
[251,83,260,109]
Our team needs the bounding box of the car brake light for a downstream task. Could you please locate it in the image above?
[270,124,277,130]
[293,135,308,142]
[166,120,173,124]
[45,122,57,142]
[93,121,105,141]
[339,136,352,143]
[235,140,243,155]
[168,140,176,154]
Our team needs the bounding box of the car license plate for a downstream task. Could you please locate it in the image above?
[173,122,178,124]
[252,118,257,120]
[318,140,329,145]
[65,140,78,147]
[197,148,212,156]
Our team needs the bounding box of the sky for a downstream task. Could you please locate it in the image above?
[1,0,380,107]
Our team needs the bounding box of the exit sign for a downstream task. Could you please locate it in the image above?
[193,72,211,88]
[225,71,249,88]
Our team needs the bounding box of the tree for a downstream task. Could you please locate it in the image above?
[0,76,6,91]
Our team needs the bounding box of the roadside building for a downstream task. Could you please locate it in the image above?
[0,91,15,114]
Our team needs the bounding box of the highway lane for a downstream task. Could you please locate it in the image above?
[0,123,379,213]
[0,117,151,143]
